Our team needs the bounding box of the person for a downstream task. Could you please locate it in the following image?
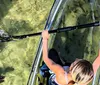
[41,30,100,85]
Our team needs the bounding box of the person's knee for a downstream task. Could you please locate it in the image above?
[40,64,50,77]
[48,48,62,65]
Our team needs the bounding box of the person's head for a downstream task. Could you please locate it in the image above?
[69,59,94,85]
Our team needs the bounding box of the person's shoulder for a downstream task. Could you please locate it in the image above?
[55,71,68,85]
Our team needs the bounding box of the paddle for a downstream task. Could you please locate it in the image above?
[0,21,100,42]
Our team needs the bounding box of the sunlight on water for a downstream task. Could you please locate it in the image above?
[0,0,53,85]
[0,0,100,85]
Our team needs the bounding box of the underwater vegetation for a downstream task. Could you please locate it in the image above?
[0,0,53,85]
[52,0,100,85]
[52,0,100,62]
[0,0,99,85]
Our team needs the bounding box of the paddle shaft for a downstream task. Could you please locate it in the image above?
[11,21,100,39]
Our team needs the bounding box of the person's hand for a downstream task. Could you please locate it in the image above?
[42,30,49,40]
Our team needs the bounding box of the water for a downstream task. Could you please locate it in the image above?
[0,0,100,85]
[0,0,54,85]
[85,0,96,59]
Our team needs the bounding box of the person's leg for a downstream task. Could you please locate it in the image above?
[40,63,50,77]
[48,48,63,66]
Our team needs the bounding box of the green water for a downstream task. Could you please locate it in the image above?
[52,0,100,85]
[0,0,53,85]
[52,0,100,63]
[0,0,100,85]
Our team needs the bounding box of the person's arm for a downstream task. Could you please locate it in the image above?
[93,50,100,74]
[42,30,65,74]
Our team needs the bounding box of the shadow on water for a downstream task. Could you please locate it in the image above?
[7,18,47,35]
[0,67,14,75]
[53,28,89,64]
[52,0,100,64]
[0,43,5,52]
[0,0,17,52]
[0,19,34,52]
[6,19,34,35]
[52,11,92,64]
[0,0,16,21]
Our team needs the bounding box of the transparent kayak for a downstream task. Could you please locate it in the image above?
[27,0,100,85]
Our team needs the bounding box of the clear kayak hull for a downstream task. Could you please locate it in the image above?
[27,0,100,85]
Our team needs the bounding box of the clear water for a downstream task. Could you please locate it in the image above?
[0,0,100,85]
[0,0,54,85]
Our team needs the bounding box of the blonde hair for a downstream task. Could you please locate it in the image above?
[70,59,94,84]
